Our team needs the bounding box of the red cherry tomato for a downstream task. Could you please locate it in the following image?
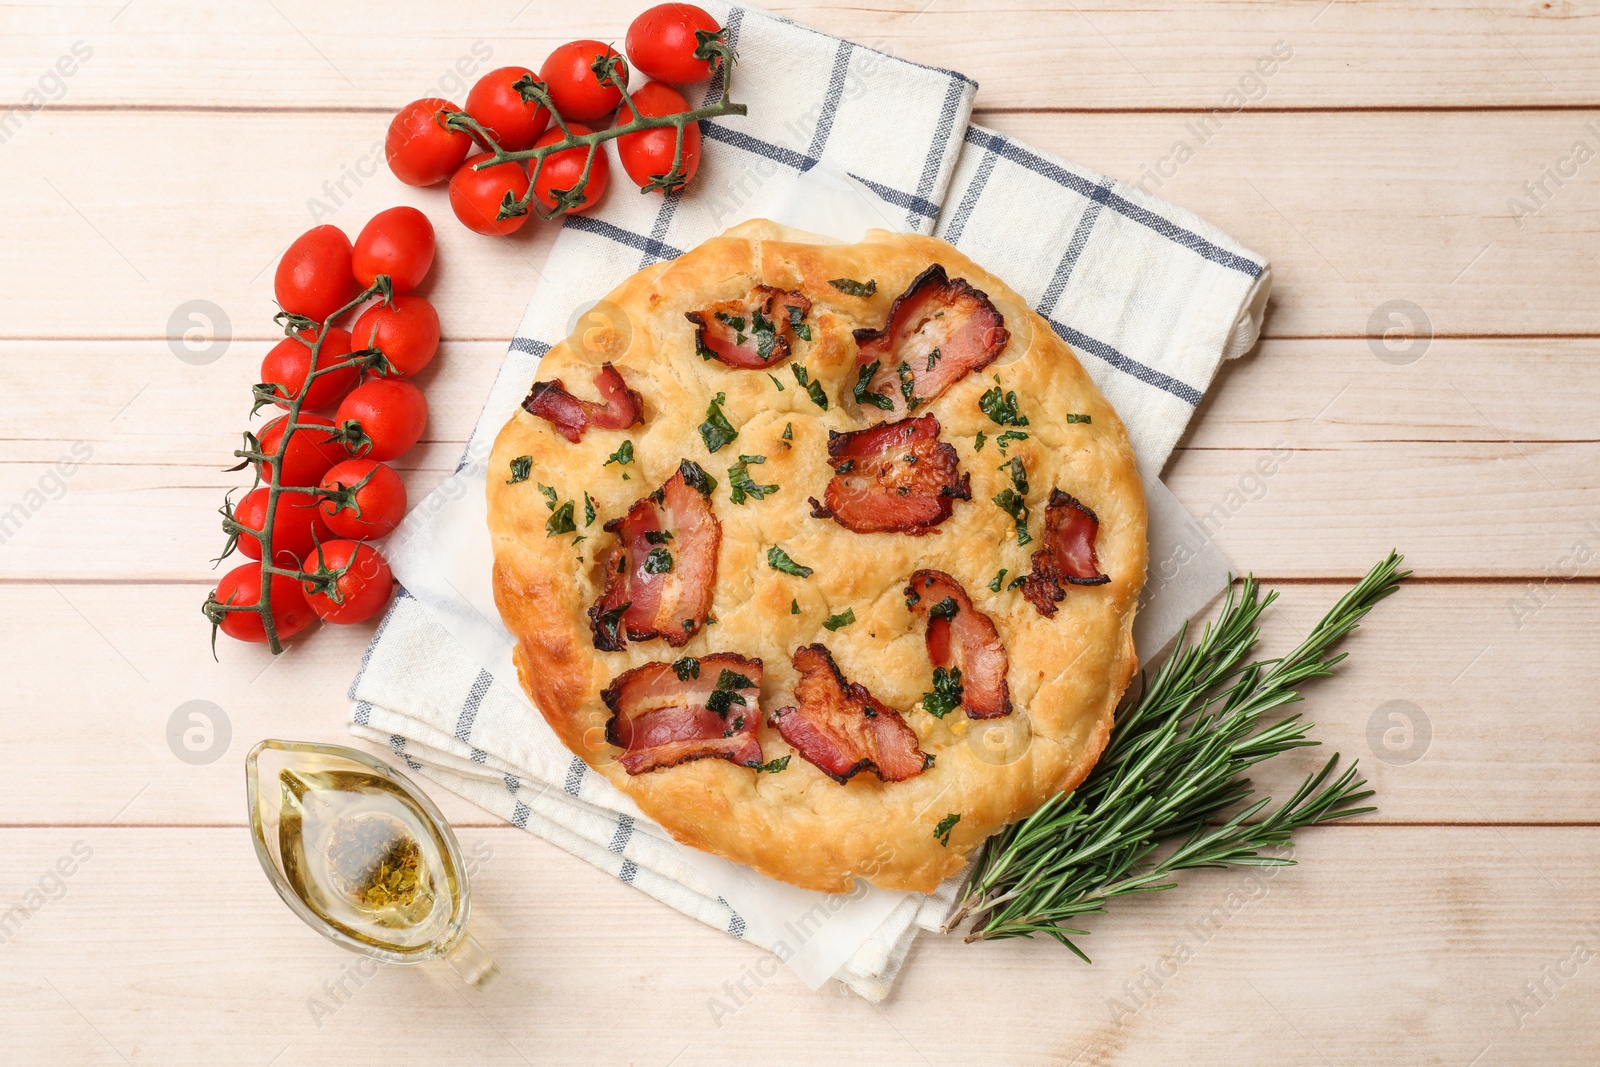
[257,413,348,487]
[465,66,551,152]
[449,152,532,236]
[531,124,609,215]
[352,207,435,294]
[302,540,395,624]
[274,226,360,324]
[539,41,627,122]
[231,486,329,565]
[626,4,722,85]
[259,327,357,410]
[334,378,428,462]
[350,295,441,378]
[386,98,473,187]
[318,459,407,540]
[210,563,316,643]
[616,82,701,192]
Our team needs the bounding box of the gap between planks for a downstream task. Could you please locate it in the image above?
[13,103,1600,116]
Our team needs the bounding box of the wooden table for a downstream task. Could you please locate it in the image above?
[4,2,1596,1063]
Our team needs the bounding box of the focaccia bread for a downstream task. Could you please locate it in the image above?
[488,220,1147,893]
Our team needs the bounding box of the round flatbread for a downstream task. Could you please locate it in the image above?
[488,220,1146,893]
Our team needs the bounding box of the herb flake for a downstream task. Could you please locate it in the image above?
[767,545,813,578]
[728,454,779,505]
[828,277,877,298]
[507,455,532,484]
[934,813,961,846]
[922,666,964,719]
[822,608,856,631]
[792,364,829,411]
[853,360,894,411]
[699,392,739,453]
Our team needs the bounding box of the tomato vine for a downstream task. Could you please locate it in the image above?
[203,278,399,655]
[441,31,742,219]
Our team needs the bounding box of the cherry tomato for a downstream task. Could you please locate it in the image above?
[540,41,628,122]
[318,459,407,540]
[449,152,532,236]
[302,540,395,624]
[626,4,721,85]
[616,82,701,192]
[352,207,435,294]
[531,124,609,215]
[386,98,473,187]
[465,66,551,152]
[274,226,360,324]
[231,486,330,565]
[350,295,440,378]
[260,327,357,410]
[210,562,316,643]
[334,378,428,462]
[257,413,349,487]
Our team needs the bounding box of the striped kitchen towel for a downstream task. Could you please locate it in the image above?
[349,1,1268,1002]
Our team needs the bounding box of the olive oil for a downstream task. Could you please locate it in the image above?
[246,740,498,986]
[278,768,456,949]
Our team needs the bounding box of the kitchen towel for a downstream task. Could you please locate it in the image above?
[348,0,1267,1002]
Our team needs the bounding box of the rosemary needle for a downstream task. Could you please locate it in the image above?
[951,552,1408,955]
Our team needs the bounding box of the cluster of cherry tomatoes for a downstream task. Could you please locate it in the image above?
[385,3,724,235]
[209,207,443,645]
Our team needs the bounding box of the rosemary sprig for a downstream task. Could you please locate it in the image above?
[950,552,1407,955]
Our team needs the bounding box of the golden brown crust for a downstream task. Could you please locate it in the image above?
[487,220,1147,893]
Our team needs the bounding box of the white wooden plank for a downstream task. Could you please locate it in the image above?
[6,0,1600,110]
[1,110,1597,339]
[0,825,1594,1065]
[0,580,1593,825]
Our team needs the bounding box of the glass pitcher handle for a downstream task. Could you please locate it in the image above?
[445,932,500,989]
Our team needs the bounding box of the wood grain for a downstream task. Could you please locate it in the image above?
[3,0,1596,1061]
[7,0,1600,110]
[1,825,1595,1065]
[3,110,1599,339]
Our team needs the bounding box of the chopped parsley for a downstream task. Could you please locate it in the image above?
[925,346,943,372]
[792,364,829,410]
[828,277,877,298]
[767,372,785,391]
[671,656,700,680]
[979,376,1029,427]
[822,608,856,631]
[728,454,779,504]
[750,306,779,361]
[928,596,959,621]
[767,545,813,578]
[786,304,811,342]
[782,422,793,442]
[898,362,919,410]
[992,456,1032,546]
[604,440,634,472]
[643,547,673,574]
[545,500,576,537]
[989,568,1008,593]
[538,483,559,510]
[790,598,801,615]
[974,431,987,452]
[583,492,596,527]
[643,530,674,545]
[714,310,747,344]
[995,430,1029,453]
[593,601,629,646]
[933,812,961,846]
[1008,574,1026,590]
[852,360,894,411]
[677,459,717,496]
[750,756,791,774]
[706,668,754,717]
[507,455,532,484]
[698,392,739,453]
[921,666,964,719]
[1066,413,1092,424]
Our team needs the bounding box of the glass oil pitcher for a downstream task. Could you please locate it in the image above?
[246,739,498,987]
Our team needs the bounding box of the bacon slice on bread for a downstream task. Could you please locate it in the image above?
[522,362,644,443]
[905,569,1012,719]
[808,414,970,535]
[602,654,764,775]
[1019,489,1112,617]
[770,644,929,784]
